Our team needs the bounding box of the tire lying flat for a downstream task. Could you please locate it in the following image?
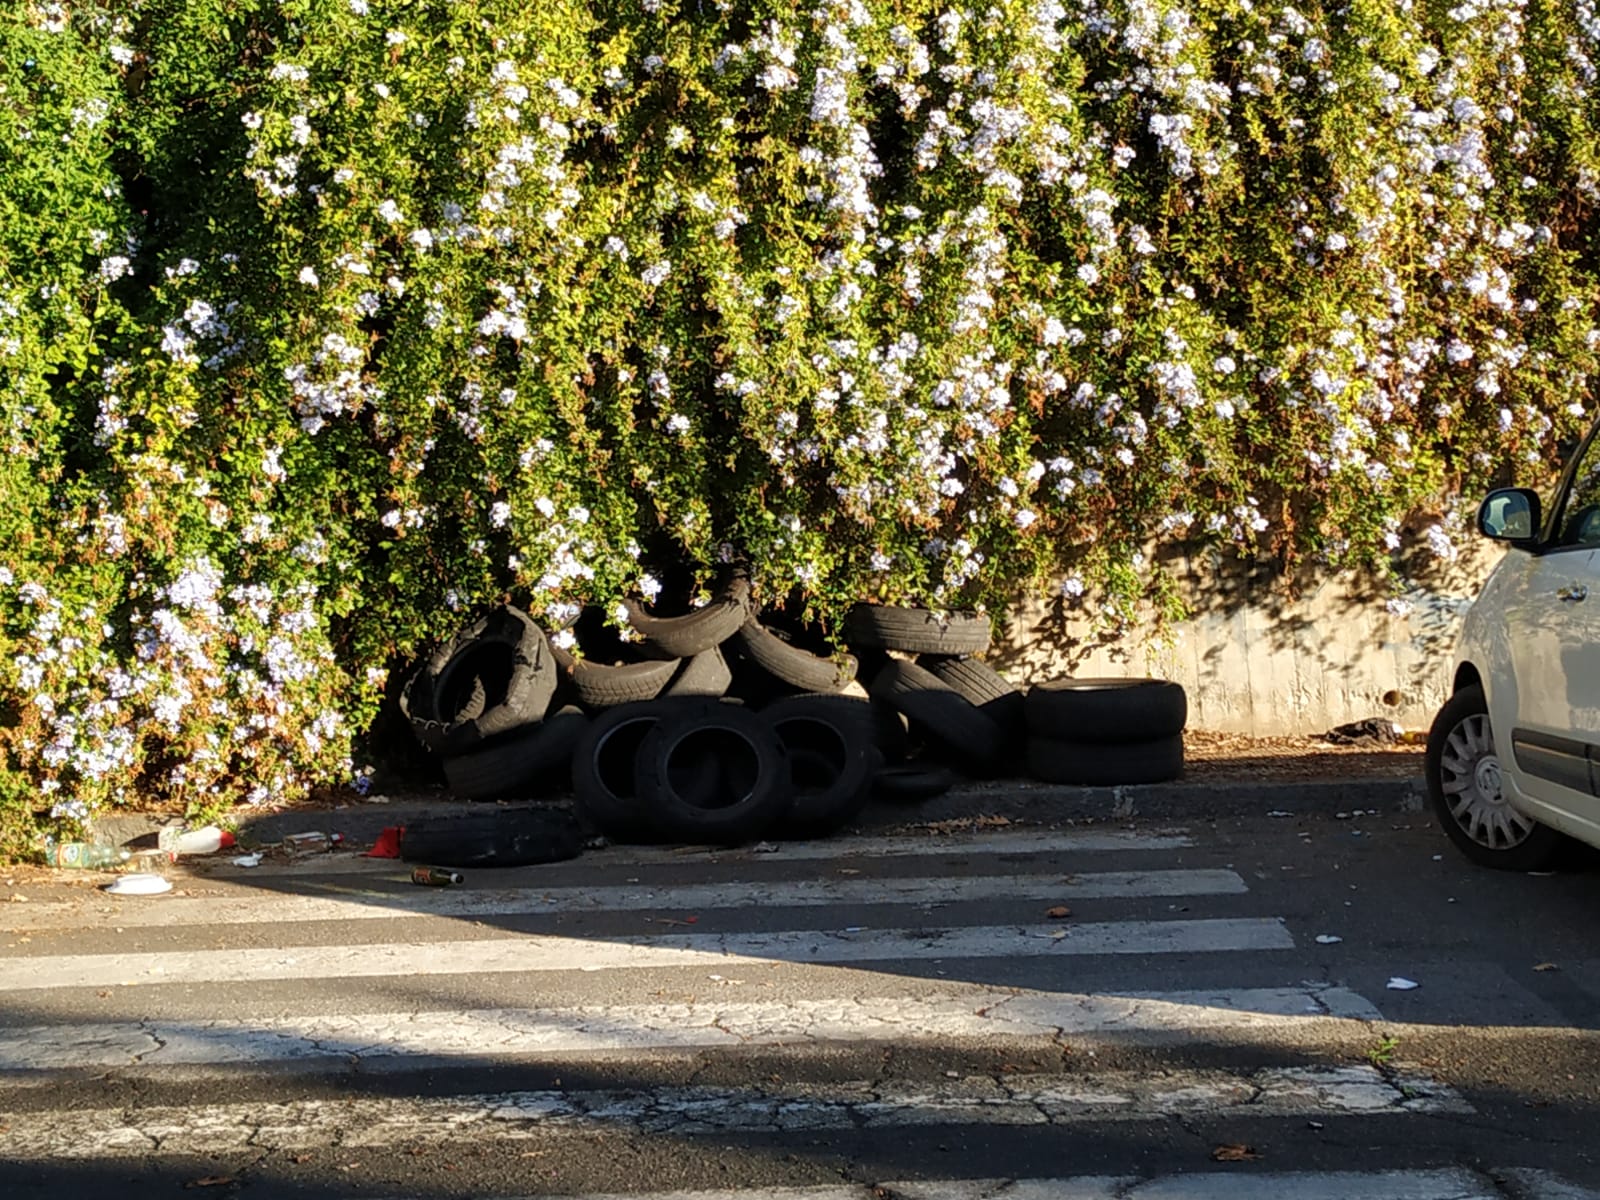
[1026,733,1184,786]
[1025,677,1187,742]
[399,807,585,868]
[733,617,858,693]
[571,656,681,709]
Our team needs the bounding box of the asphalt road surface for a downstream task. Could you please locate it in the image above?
[2,808,1599,1198]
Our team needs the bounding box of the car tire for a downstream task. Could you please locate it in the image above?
[872,762,958,804]
[1426,684,1565,870]
[430,607,558,752]
[844,604,992,656]
[622,596,750,659]
[1026,733,1184,785]
[664,646,734,698]
[869,659,1004,776]
[763,694,876,836]
[1024,677,1188,743]
[441,706,589,801]
[399,806,585,868]
[636,701,794,845]
[571,701,673,841]
[921,654,1026,745]
[733,617,858,693]
[571,656,681,709]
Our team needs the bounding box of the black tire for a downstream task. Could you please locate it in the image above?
[441,707,589,801]
[1024,677,1188,742]
[431,607,558,752]
[871,700,911,762]
[572,656,681,709]
[1026,733,1184,785]
[869,659,1004,776]
[844,604,992,656]
[399,806,585,868]
[1426,685,1565,870]
[636,701,794,844]
[922,655,1026,741]
[763,694,876,836]
[399,663,452,752]
[570,701,669,840]
[623,596,749,659]
[664,646,733,698]
[872,762,958,804]
[733,617,857,693]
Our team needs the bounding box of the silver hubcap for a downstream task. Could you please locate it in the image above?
[1439,713,1534,850]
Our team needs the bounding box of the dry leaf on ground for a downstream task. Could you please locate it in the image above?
[1211,1144,1262,1162]
[1045,906,1072,919]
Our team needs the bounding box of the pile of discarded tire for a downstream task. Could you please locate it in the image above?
[399,581,1188,846]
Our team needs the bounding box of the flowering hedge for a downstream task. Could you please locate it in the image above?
[3,0,1597,846]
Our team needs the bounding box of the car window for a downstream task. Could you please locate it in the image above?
[1555,426,1600,549]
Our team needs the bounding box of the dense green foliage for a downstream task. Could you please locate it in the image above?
[3,0,1597,844]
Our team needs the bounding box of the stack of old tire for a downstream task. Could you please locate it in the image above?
[398,588,1188,848]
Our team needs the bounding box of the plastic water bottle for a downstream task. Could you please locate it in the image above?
[44,840,131,869]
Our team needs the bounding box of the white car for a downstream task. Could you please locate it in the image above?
[1429,417,1600,868]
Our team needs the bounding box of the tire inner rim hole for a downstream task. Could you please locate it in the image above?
[667,728,760,810]
[437,643,516,719]
[596,720,655,800]
[776,720,848,792]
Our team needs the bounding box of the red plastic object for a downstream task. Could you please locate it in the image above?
[364,826,403,858]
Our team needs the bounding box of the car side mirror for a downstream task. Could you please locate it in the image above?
[1477,488,1541,543]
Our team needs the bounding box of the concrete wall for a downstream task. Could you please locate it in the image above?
[992,542,1503,737]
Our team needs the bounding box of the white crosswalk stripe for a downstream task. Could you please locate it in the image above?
[0,819,1551,1192]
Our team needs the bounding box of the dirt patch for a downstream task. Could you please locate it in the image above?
[1181,728,1422,784]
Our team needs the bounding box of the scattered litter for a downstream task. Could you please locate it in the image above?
[1307,1120,1324,1131]
[230,853,263,868]
[1045,905,1072,919]
[184,1176,236,1189]
[944,1070,961,1078]
[838,868,861,875]
[708,974,724,982]
[1267,810,1292,818]
[410,866,463,887]
[1315,935,1343,945]
[1319,718,1403,745]
[284,831,333,854]
[357,794,391,804]
[1386,977,1419,991]
[364,827,403,859]
[1335,812,1351,820]
[1432,855,1443,861]
[105,874,173,897]
[751,841,780,854]
[1534,962,1561,972]
[843,926,866,933]
[1211,1143,1262,1162]
[645,916,699,927]
[7,894,27,903]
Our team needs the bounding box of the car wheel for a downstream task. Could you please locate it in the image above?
[1426,684,1565,870]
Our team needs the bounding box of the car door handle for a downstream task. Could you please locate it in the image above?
[1559,584,1589,602]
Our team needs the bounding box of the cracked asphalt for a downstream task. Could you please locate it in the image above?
[1,809,1599,1197]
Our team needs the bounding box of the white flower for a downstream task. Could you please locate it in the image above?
[639,574,662,601]
[1060,574,1085,598]
[1325,232,1347,252]
[640,261,672,287]
[489,501,512,528]
[408,228,434,251]
[349,0,369,12]
[1213,355,1236,375]
[1015,509,1037,529]
[298,266,320,287]
[1077,262,1100,285]
[109,44,134,65]
[381,510,402,529]
[377,199,404,224]
[666,413,691,435]
[385,29,407,45]
[242,111,264,131]
[534,497,556,518]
